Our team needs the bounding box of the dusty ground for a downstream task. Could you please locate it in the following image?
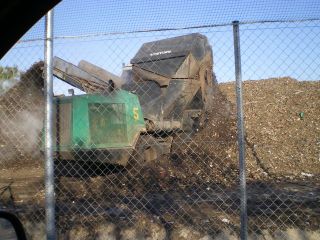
[1,169,319,239]
[0,64,319,240]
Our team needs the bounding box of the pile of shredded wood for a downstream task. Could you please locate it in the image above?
[219,77,320,180]
[160,77,320,186]
[0,62,44,166]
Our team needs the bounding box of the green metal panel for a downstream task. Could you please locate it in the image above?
[72,95,90,148]
[89,103,127,145]
[51,90,145,153]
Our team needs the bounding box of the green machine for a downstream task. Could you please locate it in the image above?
[50,33,215,166]
[52,90,145,166]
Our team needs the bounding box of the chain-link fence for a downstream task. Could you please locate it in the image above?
[0,1,320,239]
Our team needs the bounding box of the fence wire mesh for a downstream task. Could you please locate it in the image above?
[0,1,320,240]
[0,39,46,239]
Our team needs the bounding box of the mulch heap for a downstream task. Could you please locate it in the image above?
[219,77,320,180]
[0,62,44,166]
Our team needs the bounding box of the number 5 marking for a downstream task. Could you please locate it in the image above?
[133,107,139,120]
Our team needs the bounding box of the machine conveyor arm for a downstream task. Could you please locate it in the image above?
[52,56,109,93]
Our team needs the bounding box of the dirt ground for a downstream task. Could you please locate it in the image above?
[0,63,319,239]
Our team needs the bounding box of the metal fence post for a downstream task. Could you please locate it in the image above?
[232,20,248,240]
[45,9,56,240]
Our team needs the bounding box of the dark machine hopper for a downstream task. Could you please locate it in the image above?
[124,33,214,132]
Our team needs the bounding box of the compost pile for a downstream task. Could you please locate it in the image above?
[0,62,44,166]
[219,77,320,180]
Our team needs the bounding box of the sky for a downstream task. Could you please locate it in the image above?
[1,0,319,95]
